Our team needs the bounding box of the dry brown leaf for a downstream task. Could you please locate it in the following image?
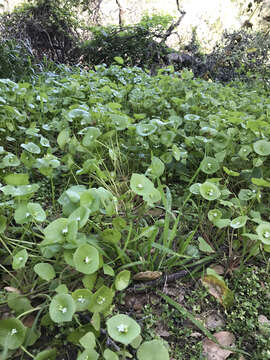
[203,331,235,360]
[210,265,225,275]
[4,286,21,294]
[205,312,225,330]
[22,315,36,328]
[133,271,162,281]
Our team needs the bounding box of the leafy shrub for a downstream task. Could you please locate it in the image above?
[78,15,174,71]
[0,39,35,81]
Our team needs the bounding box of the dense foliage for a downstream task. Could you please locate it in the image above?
[0,63,269,358]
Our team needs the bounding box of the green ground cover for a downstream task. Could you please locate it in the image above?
[0,63,269,359]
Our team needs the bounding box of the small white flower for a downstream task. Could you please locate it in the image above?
[117,324,128,333]
[62,228,68,234]
[10,328,17,335]
[84,256,90,264]
[97,296,105,305]
[264,231,270,238]
[77,296,85,304]
[137,184,143,189]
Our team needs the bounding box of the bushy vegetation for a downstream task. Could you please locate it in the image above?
[0,62,269,359]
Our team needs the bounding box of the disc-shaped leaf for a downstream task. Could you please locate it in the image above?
[77,349,99,360]
[136,123,157,137]
[115,270,130,291]
[253,140,270,156]
[2,153,20,167]
[189,183,201,195]
[27,202,46,222]
[200,182,221,201]
[160,131,175,146]
[21,142,41,154]
[106,314,141,345]
[147,157,164,178]
[57,128,70,149]
[110,114,129,130]
[72,289,92,312]
[130,174,155,196]
[184,114,200,122]
[230,216,248,229]
[102,229,121,244]
[4,173,29,185]
[43,218,70,245]
[73,244,100,274]
[238,145,252,159]
[137,340,169,360]
[208,209,222,222]
[69,206,90,229]
[79,331,96,349]
[88,286,114,314]
[82,127,101,147]
[12,249,28,270]
[34,348,57,360]
[34,263,55,281]
[1,184,39,197]
[238,189,256,201]
[198,237,215,254]
[0,318,26,349]
[49,294,76,323]
[80,189,100,213]
[104,349,119,360]
[14,203,31,224]
[256,223,270,245]
[201,157,220,174]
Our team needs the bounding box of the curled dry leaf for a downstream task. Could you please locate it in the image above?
[210,265,225,275]
[203,331,235,360]
[4,287,21,294]
[133,271,162,281]
[205,312,225,330]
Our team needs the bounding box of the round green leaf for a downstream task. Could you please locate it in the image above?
[238,189,256,201]
[230,216,248,229]
[82,127,101,147]
[77,349,99,360]
[184,114,200,121]
[34,348,57,360]
[115,270,130,291]
[201,157,219,174]
[73,244,100,274]
[4,173,29,185]
[160,131,175,146]
[106,314,141,345]
[0,318,26,349]
[110,114,129,130]
[43,218,70,245]
[12,249,28,270]
[34,263,56,281]
[130,174,155,196]
[208,209,222,222]
[72,289,92,311]
[253,140,270,156]
[21,142,41,154]
[27,202,46,222]
[200,182,221,201]
[88,285,114,314]
[136,123,157,137]
[189,183,201,195]
[147,157,165,178]
[2,153,20,167]
[49,294,76,323]
[1,184,39,197]
[137,340,169,360]
[79,331,96,349]
[256,223,270,245]
[104,349,119,360]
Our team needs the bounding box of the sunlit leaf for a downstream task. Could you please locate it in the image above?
[106,314,140,345]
